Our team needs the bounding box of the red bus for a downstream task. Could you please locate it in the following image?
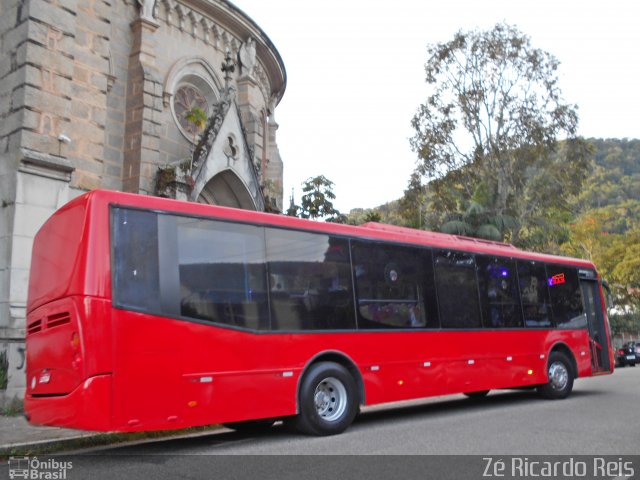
[24,190,613,435]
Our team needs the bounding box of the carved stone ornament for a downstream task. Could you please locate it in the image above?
[238,37,257,77]
[137,0,156,21]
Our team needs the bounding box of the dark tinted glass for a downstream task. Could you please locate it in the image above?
[352,241,436,329]
[517,260,552,327]
[112,208,160,313]
[177,217,268,329]
[434,250,481,328]
[546,265,586,328]
[266,229,354,330]
[477,256,523,328]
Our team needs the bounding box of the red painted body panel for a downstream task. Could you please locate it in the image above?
[24,190,614,432]
[25,374,112,430]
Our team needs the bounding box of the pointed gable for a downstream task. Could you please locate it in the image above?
[191,99,264,211]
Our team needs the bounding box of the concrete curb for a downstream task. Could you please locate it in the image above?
[0,425,224,457]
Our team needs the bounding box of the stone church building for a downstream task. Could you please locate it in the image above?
[0,0,286,404]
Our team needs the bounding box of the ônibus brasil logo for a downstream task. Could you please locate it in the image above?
[8,457,72,479]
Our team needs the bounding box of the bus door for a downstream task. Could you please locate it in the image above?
[579,270,610,373]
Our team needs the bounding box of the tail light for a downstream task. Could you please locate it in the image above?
[71,332,82,370]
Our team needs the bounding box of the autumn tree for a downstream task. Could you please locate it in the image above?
[561,211,640,336]
[410,23,590,245]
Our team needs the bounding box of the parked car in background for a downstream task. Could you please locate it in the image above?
[616,342,638,367]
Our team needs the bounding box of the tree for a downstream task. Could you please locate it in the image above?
[410,23,589,245]
[292,175,342,222]
[397,172,428,228]
[561,211,640,336]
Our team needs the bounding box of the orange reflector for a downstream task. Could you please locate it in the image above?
[527,369,534,375]
[187,401,198,408]
[71,332,80,350]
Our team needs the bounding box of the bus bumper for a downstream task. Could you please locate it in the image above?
[25,373,112,431]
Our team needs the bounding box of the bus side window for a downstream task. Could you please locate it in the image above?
[352,241,434,329]
[517,260,552,327]
[176,218,268,330]
[265,229,355,331]
[476,256,523,328]
[434,250,481,329]
[546,266,587,329]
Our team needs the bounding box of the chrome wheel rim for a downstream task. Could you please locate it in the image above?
[548,361,569,390]
[314,377,347,422]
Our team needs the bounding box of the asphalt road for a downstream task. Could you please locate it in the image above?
[6,367,638,480]
[99,365,639,456]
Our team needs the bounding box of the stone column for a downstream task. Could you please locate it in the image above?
[123,17,163,194]
[236,74,263,172]
[265,112,283,211]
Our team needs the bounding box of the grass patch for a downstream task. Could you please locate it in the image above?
[1,397,23,416]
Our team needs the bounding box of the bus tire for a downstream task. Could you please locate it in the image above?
[293,361,358,436]
[464,390,490,399]
[222,418,276,433]
[537,352,574,400]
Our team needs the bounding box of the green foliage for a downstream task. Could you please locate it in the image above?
[440,199,510,242]
[289,176,342,222]
[560,209,640,334]
[183,106,208,171]
[609,312,640,338]
[363,210,382,223]
[410,23,587,244]
[344,208,389,226]
[184,106,208,132]
[2,397,23,416]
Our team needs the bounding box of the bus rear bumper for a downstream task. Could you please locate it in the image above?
[25,373,112,431]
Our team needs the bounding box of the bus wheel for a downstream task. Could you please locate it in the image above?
[464,390,490,399]
[222,418,276,433]
[293,361,358,436]
[537,352,574,400]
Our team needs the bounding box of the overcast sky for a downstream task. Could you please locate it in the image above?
[233,0,639,213]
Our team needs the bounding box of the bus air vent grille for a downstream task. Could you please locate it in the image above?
[47,312,71,328]
[27,319,42,335]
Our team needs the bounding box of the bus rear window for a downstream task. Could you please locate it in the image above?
[111,208,160,313]
[111,208,269,329]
